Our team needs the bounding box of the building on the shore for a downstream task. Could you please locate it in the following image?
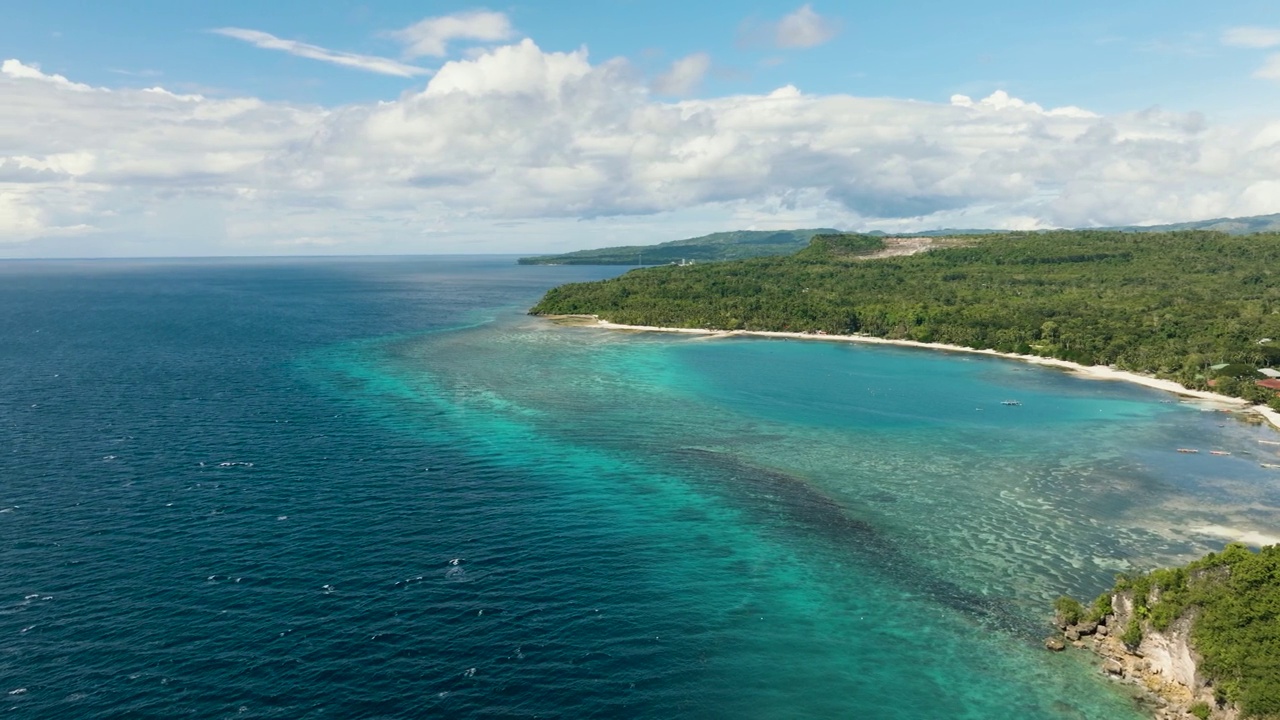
[1257,378,1280,392]
[1259,368,1280,379]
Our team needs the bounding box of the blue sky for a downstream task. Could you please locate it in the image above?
[6,0,1278,112]
[3,1,1280,256]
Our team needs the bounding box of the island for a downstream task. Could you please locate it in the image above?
[516,228,839,265]
[529,230,1280,414]
[518,213,1280,267]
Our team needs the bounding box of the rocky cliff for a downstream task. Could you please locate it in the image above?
[1049,590,1238,720]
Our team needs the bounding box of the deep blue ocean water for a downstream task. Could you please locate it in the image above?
[4,256,1280,719]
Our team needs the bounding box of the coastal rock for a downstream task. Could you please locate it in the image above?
[1065,627,1081,642]
[1137,616,1198,690]
[1096,623,1109,637]
[1104,659,1124,676]
[1075,620,1099,635]
[1045,637,1066,652]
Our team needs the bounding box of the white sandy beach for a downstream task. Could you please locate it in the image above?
[576,318,1280,433]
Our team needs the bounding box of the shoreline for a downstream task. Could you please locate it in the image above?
[549,316,1280,434]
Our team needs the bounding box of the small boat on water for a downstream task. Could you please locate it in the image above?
[1177,448,1200,454]
[1262,463,1280,470]
[1209,450,1231,456]
[1001,400,1022,406]
[1260,440,1280,446]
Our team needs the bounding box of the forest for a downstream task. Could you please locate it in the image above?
[530,230,1280,406]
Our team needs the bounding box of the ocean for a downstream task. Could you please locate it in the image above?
[4,256,1279,719]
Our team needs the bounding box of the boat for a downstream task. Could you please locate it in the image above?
[1209,450,1231,456]
[1262,463,1280,470]
[1177,448,1200,454]
[1001,400,1022,406]
[1260,440,1280,446]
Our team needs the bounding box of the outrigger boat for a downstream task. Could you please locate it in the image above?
[1177,448,1200,454]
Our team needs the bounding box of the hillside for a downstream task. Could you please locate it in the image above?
[516,228,837,265]
[519,214,1280,267]
[1113,213,1280,234]
[1055,543,1280,719]
[529,230,1280,406]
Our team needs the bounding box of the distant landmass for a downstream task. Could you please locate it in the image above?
[901,212,1280,237]
[516,229,837,265]
[517,213,1280,266]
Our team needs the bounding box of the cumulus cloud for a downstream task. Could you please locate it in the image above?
[1222,26,1280,48]
[211,28,430,77]
[390,10,515,59]
[5,41,1280,255]
[739,5,839,51]
[651,53,711,96]
[770,4,839,49]
[2,59,93,91]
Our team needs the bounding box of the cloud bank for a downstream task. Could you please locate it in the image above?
[4,42,1280,254]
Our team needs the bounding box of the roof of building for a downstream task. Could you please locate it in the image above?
[1260,368,1280,379]
[1257,378,1280,391]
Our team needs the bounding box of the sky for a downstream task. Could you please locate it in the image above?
[3,1,1280,257]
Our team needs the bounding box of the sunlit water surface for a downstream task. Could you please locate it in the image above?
[4,256,1279,719]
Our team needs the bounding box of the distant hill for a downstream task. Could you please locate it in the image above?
[516,229,838,265]
[1108,212,1280,234]
[879,213,1280,237]
[517,214,1280,266]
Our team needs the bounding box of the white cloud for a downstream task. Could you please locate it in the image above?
[6,42,1280,255]
[390,10,515,59]
[211,28,430,77]
[1223,26,1280,49]
[774,5,839,49]
[652,53,711,96]
[2,59,93,91]
[1256,53,1280,80]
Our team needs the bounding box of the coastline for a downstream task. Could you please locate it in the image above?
[549,316,1280,434]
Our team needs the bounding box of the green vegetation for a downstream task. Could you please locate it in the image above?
[792,233,885,259]
[530,230,1280,404]
[1099,544,1280,717]
[1190,701,1212,720]
[516,228,838,265]
[1054,596,1086,625]
[518,214,1280,267]
[1114,212,1280,235]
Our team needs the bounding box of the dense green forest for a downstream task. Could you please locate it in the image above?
[516,228,837,265]
[519,214,1280,267]
[530,230,1280,406]
[1061,544,1280,718]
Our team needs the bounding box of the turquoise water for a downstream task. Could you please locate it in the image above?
[4,257,1279,718]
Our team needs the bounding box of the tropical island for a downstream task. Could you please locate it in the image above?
[517,213,1280,267]
[530,230,1280,414]
[1052,543,1280,720]
[516,228,838,265]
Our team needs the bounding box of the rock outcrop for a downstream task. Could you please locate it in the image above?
[1052,591,1239,720]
